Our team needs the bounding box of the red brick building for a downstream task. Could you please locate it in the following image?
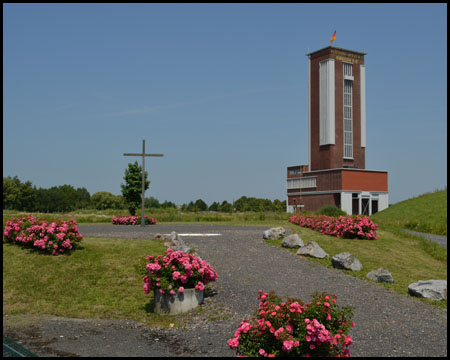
[287,46,388,215]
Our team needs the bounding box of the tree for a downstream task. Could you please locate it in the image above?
[219,200,233,213]
[91,191,119,210]
[3,176,21,210]
[234,196,249,212]
[58,184,78,212]
[76,187,91,209]
[273,199,284,212]
[121,161,149,216]
[194,199,208,212]
[186,201,196,212]
[208,201,220,212]
[145,196,160,209]
[161,200,177,209]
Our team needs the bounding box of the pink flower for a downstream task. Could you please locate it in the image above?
[274,327,284,339]
[259,349,267,356]
[172,271,180,280]
[227,337,239,349]
[282,340,294,352]
[195,281,205,291]
[178,286,184,293]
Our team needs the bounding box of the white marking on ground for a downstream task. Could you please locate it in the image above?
[163,233,222,236]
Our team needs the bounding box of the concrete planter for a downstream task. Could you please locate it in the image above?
[153,288,204,315]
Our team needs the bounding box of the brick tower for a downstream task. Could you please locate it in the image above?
[286,46,388,215]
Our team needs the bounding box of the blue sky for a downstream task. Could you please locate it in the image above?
[3,3,447,206]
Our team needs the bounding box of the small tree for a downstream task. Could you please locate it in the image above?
[208,201,220,212]
[219,200,233,213]
[145,196,160,209]
[186,201,196,212]
[91,191,120,210]
[121,161,149,216]
[161,200,177,209]
[195,199,208,212]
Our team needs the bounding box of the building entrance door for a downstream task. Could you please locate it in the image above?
[361,198,370,215]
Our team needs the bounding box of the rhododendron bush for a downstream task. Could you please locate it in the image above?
[289,214,378,240]
[112,215,157,225]
[228,290,354,357]
[143,249,218,296]
[3,215,83,255]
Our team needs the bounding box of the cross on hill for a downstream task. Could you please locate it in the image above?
[123,139,164,227]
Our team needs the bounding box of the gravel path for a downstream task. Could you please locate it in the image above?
[403,229,447,249]
[4,224,447,357]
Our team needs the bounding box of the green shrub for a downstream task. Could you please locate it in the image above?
[315,205,346,217]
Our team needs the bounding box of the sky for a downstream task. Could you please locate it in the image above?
[3,3,447,206]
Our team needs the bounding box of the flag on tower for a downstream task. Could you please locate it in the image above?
[330,31,336,46]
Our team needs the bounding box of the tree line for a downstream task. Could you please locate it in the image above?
[3,175,286,214]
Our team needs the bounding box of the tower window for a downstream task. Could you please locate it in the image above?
[344,79,353,158]
[344,63,353,77]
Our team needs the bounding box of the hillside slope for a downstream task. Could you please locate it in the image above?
[371,189,447,235]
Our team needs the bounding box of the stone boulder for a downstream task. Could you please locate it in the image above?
[408,280,447,301]
[281,234,304,249]
[154,233,167,241]
[366,267,394,283]
[166,231,191,253]
[296,241,329,259]
[263,227,286,240]
[331,252,362,271]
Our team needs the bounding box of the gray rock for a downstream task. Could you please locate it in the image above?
[366,267,394,283]
[153,233,166,241]
[167,231,191,253]
[282,234,304,248]
[263,227,286,240]
[331,252,362,271]
[296,241,329,259]
[408,280,447,301]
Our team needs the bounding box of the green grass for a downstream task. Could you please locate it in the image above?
[2,209,291,227]
[3,192,447,326]
[371,189,447,235]
[266,222,447,309]
[3,236,182,327]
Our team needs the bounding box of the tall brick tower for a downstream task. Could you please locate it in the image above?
[286,46,389,215]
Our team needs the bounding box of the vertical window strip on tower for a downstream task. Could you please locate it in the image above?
[319,61,329,145]
[343,77,353,158]
[319,59,335,145]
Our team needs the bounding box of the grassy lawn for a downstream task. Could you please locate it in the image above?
[3,190,447,327]
[2,209,291,226]
[371,189,447,235]
[266,222,447,309]
[3,236,180,327]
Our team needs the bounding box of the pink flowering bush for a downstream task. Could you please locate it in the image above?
[3,215,83,255]
[142,249,218,296]
[112,215,157,225]
[228,290,354,357]
[289,214,378,240]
